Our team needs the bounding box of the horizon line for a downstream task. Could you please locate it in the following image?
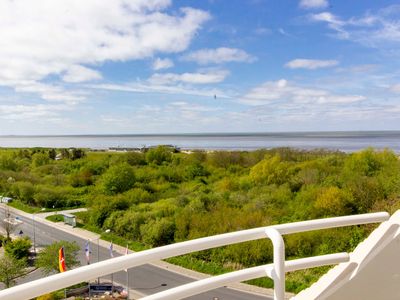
[1,130,400,138]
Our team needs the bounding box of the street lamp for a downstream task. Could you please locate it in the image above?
[97,229,111,263]
[32,208,45,254]
[32,213,35,253]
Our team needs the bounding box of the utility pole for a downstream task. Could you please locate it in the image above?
[97,238,100,284]
[32,213,36,253]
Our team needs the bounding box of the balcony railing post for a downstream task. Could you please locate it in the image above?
[265,228,285,300]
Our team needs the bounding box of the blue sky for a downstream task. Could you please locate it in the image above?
[0,0,400,134]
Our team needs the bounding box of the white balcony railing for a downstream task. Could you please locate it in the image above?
[141,253,350,300]
[0,212,389,300]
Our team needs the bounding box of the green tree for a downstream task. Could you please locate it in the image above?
[31,152,50,168]
[71,148,86,160]
[69,168,93,187]
[36,294,56,300]
[314,186,354,217]
[185,162,208,179]
[249,154,293,185]
[33,185,69,208]
[60,148,70,159]
[35,241,80,274]
[146,146,172,165]
[343,148,398,177]
[0,154,18,171]
[125,151,146,166]
[1,217,18,240]
[48,149,57,160]
[140,218,176,246]
[101,163,135,194]
[0,255,26,288]
[5,237,32,259]
[13,181,35,204]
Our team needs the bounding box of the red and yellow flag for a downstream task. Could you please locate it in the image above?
[58,247,66,273]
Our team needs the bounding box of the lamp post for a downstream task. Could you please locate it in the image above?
[32,208,45,254]
[32,213,36,253]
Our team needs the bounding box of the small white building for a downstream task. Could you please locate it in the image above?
[0,196,13,203]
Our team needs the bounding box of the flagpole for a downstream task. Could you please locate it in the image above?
[59,246,67,299]
[127,270,130,299]
[111,273,114,296]
[85,239,91,299]
[97,238,100,284]
[125,244,129,300]
[109,242,114,296]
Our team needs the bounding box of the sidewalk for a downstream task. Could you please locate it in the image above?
[2,204,293,299]
[36,208,87,219]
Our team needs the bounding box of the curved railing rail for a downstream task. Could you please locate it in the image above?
[0,212,389,300]
[141,253,350,300]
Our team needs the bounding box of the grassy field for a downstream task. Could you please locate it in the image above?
[45,214,64,222]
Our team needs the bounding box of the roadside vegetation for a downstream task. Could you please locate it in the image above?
[1,146,400,292]
[0,236,31,288]
[45,214,64,222]
[35,241,80,275]
[0,232,79,297]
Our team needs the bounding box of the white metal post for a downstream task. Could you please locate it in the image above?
[265,228,285,300]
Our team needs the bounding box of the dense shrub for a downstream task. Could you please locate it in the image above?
[0,154,18,171]
[1,147,399,293]
[146,146,172,165]
[5,237,32,259]
[140,218,176,246]
[125,151,146,166]
[101,163,135,194]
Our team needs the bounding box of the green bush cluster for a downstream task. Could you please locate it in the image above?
[4,237,32,260]
[1,147,399,292]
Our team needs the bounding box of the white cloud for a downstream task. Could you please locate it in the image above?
[182,47,256,65]
[152,58,174,70]
[335,64,379,74]
[62,65,102,83]
[0,0,210,101]
[310,12,350,39]
[390,84,400,93]
[285,59,339,69]
[169,101,220,112]
[310,12,343,25]
[310,6,400,47]
[254,27,271,35]
[300,0,329,9]
[240,79,365,106]
[0,103,73,121]
[87,82,229,98]
[14,82,86,104]
[100,101,221,132]
[148,70,229,84]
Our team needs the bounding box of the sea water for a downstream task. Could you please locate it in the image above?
[0,131,399,152]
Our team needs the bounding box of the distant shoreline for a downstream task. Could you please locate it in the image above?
[0,131,399,153]
[0,146,398,154]
[1,130,400,138]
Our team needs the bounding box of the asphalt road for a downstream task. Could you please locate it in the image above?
[3,209,273,300]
